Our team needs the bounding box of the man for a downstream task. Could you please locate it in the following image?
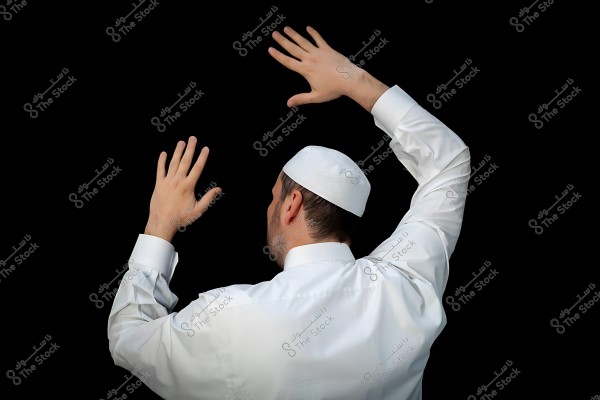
[108,26,470,399]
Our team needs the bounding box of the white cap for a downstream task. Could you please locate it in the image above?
[282,145,371,217]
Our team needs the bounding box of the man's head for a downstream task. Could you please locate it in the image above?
[265,145,371,268]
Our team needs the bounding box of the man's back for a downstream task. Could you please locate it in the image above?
[161,240,445,399]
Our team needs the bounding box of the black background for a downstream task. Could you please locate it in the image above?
[0,0,596,399]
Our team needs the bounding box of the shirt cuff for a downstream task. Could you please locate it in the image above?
[371,85,418,133]
[130,234,178,282]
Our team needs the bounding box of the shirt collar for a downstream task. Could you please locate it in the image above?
[283,242,356,271]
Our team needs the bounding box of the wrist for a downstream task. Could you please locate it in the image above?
[144,218,176,243]
[346,67,389,112]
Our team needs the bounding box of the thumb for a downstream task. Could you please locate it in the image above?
[287,92,319,107]
[192,187,222,219]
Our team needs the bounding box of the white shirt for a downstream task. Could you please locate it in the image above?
[107,85,471,400]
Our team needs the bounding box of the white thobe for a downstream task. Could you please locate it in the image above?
[108,85,471,399]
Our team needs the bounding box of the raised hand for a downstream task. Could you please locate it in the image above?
[269,26,389,112]
[268,26,359,107]
[144,136,221,242]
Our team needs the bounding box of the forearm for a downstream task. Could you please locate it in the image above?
[372,85,469,185]
[108,235,179,363]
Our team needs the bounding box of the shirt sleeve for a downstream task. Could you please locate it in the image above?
[366,85,471,296]
[106,234,225,399]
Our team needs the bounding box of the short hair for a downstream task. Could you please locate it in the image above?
[278,172,361,244]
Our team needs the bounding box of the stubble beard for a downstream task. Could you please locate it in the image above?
[266,203,287,267]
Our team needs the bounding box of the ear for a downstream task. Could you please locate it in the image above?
[283,189,303,227]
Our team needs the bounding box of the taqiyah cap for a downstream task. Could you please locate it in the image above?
[282,145,370,217]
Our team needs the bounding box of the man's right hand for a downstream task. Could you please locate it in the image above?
[144,136,221,243]
[268,26,389,112]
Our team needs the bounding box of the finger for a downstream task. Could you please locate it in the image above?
[282,26,317,52]
[306,26,329,48]
[193,187,222,219]
[188,146,210,183]
[167,140,186,177]
[177,136,198,176]
[156,151,167,182]
[268,47,304,73]
[288,92,319,107]
[272,31,307,60]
